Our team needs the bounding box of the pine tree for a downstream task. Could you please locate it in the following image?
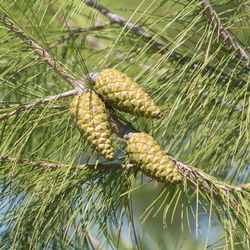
[0,0,249,249]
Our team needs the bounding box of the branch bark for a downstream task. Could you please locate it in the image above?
[0,104,68,111]
[0,13,88,92]
[0,155,123,171]
[1,155,249,195]
[200,0,249,66]
[172,157,249,194]
[0,89,77,122]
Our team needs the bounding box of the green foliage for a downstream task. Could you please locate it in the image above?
[0,0,249,249]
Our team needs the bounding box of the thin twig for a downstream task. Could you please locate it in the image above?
[49,21,112,48]
[1,155,248,229]
[0,155,122,171]
[173,157,249,217]
[0,90,77,122]
[0,59,40,86]
[200,0,249,66]
[0,13,88,92]
[52,10,108,50]
[1,155,249,195]
[84,0,179,58]
[172,157,249,194]
[0,103,68,111]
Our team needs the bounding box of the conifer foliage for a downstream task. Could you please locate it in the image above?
[0,0,249,249]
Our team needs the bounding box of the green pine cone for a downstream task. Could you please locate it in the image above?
[95,68,163,119]
[126,133,183,183]
[70,92,114,161]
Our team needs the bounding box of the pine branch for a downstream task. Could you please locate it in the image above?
[0,12,132,137]
[49,21,112,48]
[0,155,123,171]
[0,9,248,215]
[84,0,179,58]
[172,157,249,194]
[0,12,88,92]
[0,103,68,111]
[0,89,77,122]
[199,0,249,66]
[48,4,246,112]
[83,0,248,87]
[1,4,248,249]
[1,155,249,203]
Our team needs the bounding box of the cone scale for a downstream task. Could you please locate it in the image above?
[126,133,182,183]
[94,68,162,119]
[70,92,114,160]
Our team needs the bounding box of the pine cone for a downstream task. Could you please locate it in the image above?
[70,92,114,160]
[95,68,162,119]
[126,133,183,183]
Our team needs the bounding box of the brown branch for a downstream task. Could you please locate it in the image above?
[84,0,180,57]
[0,155,123,171]
[2,155,249,229]
[0,13,88,92]
[173,157,250,224]
[51,9,108,50]
[172,157,249,194]
[174,157,249,226]
[84,0,248,88]
[200,0,249,66]
[1,155,248,195]
[0,104,68,111]
[0,90,77,122]
[49,21,112,48]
